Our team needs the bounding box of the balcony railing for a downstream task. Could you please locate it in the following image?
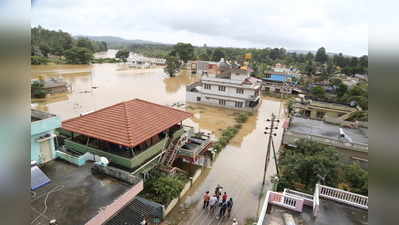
[268,191,304,212]
[319,184,368,210]
[64,137,168,169]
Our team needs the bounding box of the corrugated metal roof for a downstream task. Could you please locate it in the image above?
[62,99,192,147]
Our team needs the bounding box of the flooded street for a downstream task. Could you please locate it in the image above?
[31,54,287,225]
[164,98,286,225]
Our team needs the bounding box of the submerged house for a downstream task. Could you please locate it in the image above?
[31,109,62,164]
[58,99,193,174]
[186,59,262,111]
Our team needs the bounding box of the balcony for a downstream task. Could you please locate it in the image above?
[64,137,168,169]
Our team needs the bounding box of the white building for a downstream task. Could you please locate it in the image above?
[186,62,262,111]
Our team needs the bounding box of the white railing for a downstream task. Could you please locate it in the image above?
[268,192,304,212]
[319,185,368,210]
[256,191,271,225]
[313,184,320,217]
[284,188,314,207]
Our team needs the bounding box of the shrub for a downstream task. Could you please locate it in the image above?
[31,56,49,65]
[141,171,187,205]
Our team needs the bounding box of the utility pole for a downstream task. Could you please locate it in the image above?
[262,113,280,186]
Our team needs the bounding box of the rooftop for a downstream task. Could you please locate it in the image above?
[62,99,193,147]
[31,159,138,225]
[31,109,57,122]
[295,100,356,112]
[288,117,368,145]
[264,199,368,225]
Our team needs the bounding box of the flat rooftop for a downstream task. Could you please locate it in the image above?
[264,199,368,225]
[31,159,132,225]
[31,109,57,122]
[288,117,368,145]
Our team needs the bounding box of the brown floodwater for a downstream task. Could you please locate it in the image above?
[31,54,287,225]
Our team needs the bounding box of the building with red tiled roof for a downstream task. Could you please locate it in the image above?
[59,99,192,170]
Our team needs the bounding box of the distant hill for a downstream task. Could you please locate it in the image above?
[74,35,165,48]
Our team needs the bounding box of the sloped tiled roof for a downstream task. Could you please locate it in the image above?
[62,99,192,147]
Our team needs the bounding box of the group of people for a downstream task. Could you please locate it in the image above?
[202,185,237,223]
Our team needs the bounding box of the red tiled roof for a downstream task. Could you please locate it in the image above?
[62,99,192,147]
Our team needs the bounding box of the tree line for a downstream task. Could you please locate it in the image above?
[123,42,367,76]
[31,26,108,65]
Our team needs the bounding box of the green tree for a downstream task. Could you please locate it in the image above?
[31,56,49,65]
[304,60,316,75]
[278,139,342,192]
[341,163,368,195]
[198,52,210,61]
[270,48,280,60]
[31,81,48,98]
[164,55,181,77]
[311,86,326,98]
[143,174,185,205]
[173,42,194,63]
[305,52,314,61]
[336,83,348,98]
[64,47,93,64]
[315,47,328,64]
[115,49,130,62]
[212,48,225,61]
[76,38,95,52]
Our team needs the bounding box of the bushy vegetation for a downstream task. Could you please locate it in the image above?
[140,170,188,205]
[277,139,368,195]
[212,112,252,152]
[31,81,47,98]
[64,47,93,64]
[31,56,49,65]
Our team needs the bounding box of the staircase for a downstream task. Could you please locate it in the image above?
[160,134,188,167]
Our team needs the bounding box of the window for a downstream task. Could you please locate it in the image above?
[235,101,243,108]
[204,84,211,89]
[218,86,226,92]
[316,111,326,119]
[236,88,244,94]
[219,99,226,105]
[196,97,201,102]
[265,74,271,78]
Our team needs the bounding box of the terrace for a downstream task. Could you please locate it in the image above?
[31,159,143,225]
[257,184,368,225]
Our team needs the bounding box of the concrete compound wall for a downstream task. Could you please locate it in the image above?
[164,168,203,217]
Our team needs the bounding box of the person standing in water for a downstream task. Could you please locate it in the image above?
[203,191,210,209]
[209,194,218,214]
[227,198,234,217]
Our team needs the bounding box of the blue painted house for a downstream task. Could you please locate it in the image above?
[262,71,294,83]
[31,109,61,164]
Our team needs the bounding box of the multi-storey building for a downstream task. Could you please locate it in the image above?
[186,60,262,111]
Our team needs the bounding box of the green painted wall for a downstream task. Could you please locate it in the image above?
[64,137,168,169]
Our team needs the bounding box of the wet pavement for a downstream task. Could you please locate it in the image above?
[31,51,288,225]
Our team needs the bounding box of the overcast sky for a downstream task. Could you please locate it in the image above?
[31,0,368,56]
